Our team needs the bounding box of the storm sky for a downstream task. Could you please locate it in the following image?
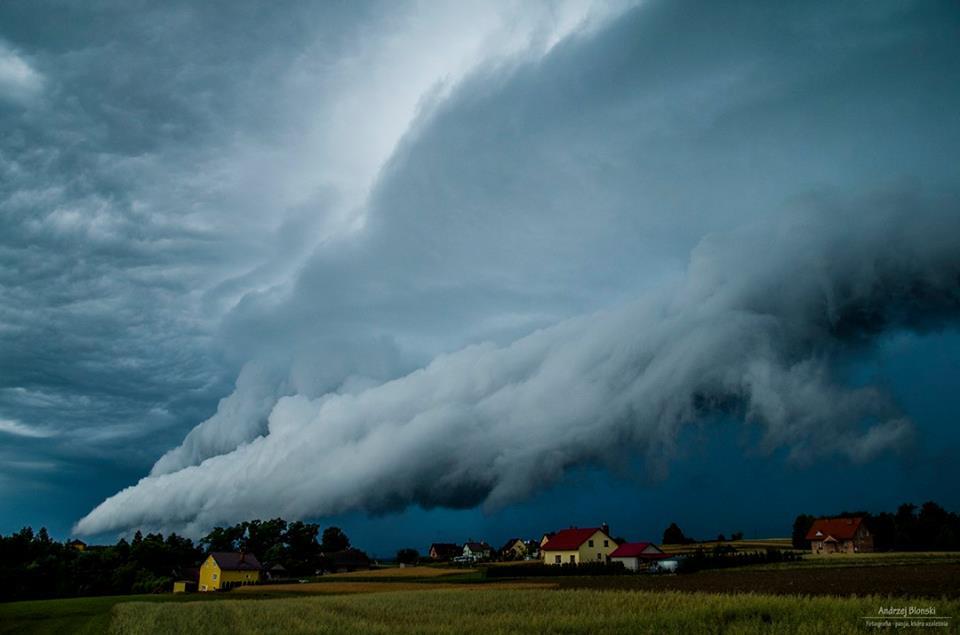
[2,0,959,552]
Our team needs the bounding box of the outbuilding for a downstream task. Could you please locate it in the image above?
[608,542,668,571]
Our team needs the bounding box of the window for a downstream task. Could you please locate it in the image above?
[597,553,602,561]
[588,539,594,547]
[555,555,561,564]
[569,555,576,564]
[212,574,217,580]
[603,540,609,547]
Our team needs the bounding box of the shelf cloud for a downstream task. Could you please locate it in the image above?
[76,191,959,535]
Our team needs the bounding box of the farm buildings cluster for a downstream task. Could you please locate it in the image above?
[186,516,877,592]
[431,525,675,572]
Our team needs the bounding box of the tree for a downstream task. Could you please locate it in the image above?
[791,514,815,550]
[321,526,350,552]
[662,523,687,545]
[240,518,287,558]
[731,532,744,541]
[200,525,244,553]
[396,548,419,564]
[895,503,918,549]
[284,521,321,574]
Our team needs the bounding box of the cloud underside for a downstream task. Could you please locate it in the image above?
[76,193,960,535]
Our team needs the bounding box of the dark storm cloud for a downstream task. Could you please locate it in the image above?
[75,1,960,534]
[0,1,393,480]
[1,0,624,524]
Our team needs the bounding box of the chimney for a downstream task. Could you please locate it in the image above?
[601,523,610,536]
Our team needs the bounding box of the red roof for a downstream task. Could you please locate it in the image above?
[541,527,606,551]
[805,517,865,541]
[609,542,664,558]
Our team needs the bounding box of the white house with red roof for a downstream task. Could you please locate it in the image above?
[540,526,618,565]
[806,517,874,554]
[609,542,668,571]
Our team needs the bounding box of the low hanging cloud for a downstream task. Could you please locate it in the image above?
[76,192,960,536]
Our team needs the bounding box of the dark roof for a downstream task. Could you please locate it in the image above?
[541,528,608,551]
[209,552,261,571]
[500,538,524,552]
[67,539,87,546]
[464,541,490,552]
[429,543,461,557]
[806,517,865,541]
[610,542,665,558]
[181,567,200,582]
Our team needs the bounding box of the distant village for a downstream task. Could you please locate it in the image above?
[2,500,957,600]
[178,516,876,592]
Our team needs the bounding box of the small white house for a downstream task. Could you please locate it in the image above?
[462,541,492,561]
[608,542,667,571]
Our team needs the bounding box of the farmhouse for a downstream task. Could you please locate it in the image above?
[462,541,492,561]
[67,539,87,551]
[499,538,528,560]
[541,526,618,565]
[609,542,668,571]
[806,517,874,554]
[199,552,261,591]
[429,543,462,561]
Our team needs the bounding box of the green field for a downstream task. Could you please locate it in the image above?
[108,589,957,634]
[3,557,958,634]
[3,588,957,635]
[0,592,283,635]
[736,551,960,571]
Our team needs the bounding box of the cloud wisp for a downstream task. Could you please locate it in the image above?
[0,418,55,439]
[76,191,960,536]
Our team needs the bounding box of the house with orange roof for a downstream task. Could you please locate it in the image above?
[806,517,874,554]
[540,526,618,565]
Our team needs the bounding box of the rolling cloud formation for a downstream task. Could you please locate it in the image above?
[77,192,960,535]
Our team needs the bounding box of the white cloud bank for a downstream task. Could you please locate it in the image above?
[76,193,959,536]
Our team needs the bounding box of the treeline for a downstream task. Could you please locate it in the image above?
[792,501,960,551]
[0,527,199,602]
[0,518,355,603]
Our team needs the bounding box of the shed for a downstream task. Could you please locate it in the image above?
[608,542,667,571]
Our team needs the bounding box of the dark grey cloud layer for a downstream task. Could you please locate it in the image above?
[1,0,627,527]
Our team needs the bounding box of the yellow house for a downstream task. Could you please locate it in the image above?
[199,552,262,591]
[541,527,618,565]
